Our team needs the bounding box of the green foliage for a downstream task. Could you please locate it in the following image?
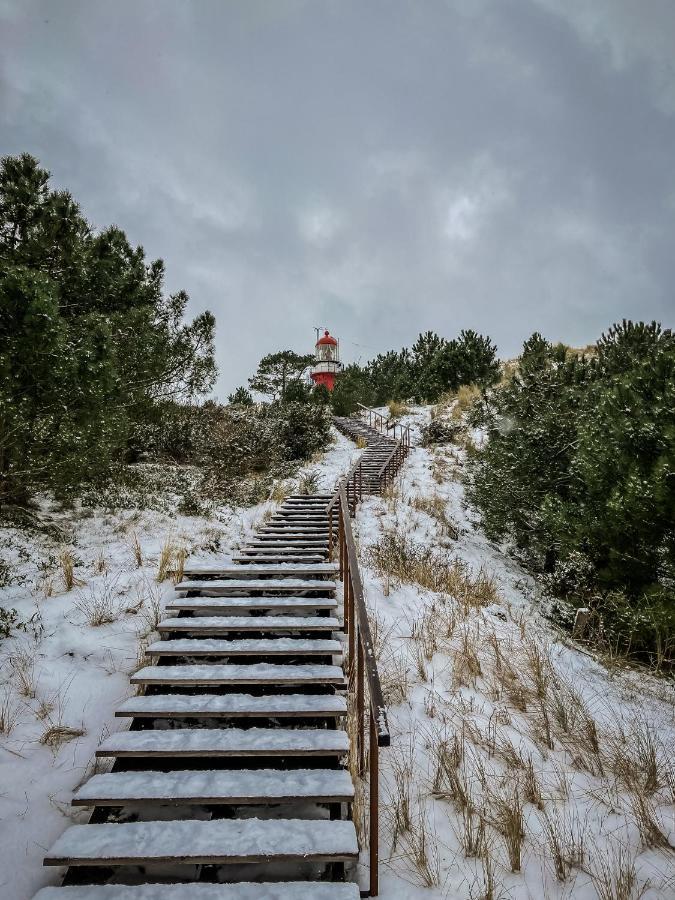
[0,153,216,504]
[466,321,675,666]
[248,350,314,400]
[330,329,498,410]
[227,386,254,406]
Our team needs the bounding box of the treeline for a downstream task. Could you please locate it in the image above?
[331,329,499,414]
[0,154,215,506]
[466,322,675,666]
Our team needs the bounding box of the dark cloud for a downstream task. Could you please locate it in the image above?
[2,0,673,395]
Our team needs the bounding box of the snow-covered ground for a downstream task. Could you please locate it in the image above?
[0,428,358,900]
[355,406,675,899]
[2,410,673,899]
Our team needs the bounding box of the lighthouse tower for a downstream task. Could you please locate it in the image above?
[310,329,343,392]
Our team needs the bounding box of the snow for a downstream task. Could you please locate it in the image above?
[96,726,349,756]
[74,767,354,803]
[183,563,338,575]
[157,615,341,632]
[116,692,348,717]
[0,426,355,899]
[44,817,359,863]
[130,663,346,684]
[34,884,361,900]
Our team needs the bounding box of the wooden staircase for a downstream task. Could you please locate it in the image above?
[36,414,409,900]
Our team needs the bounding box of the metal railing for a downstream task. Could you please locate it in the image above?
[326,421,410,896]
[356,402,412,453]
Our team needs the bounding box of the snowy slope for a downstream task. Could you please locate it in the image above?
[354,406,675,900]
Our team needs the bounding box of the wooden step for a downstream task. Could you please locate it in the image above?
[247,539,329,547]
[175,579,336,594]
[43,817,359,866]
[157,616,340,634]
[131,663,346,687]
[146,637,342,657]
[73,767,354,806]
[35,883,361,900]
[166,595,337,613]
[96,726,349,759]
[116,692,347,719]
[181,564,337,577]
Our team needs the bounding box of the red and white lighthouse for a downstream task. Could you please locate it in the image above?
[310,329,343,392]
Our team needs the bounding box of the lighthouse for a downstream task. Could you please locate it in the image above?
[310,329,343,392]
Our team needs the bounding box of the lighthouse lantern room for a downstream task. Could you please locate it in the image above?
[310,329,343,392]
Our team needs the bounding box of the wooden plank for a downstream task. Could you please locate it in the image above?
[175,579,336,594]
[166,595,337,612]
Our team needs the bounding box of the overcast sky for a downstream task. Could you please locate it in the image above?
[2,1,674,397]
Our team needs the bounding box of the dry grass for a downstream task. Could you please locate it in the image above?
[368,527,499,611]
[297,471,320,495]
[490,784,525,872]
[74,576,122,626]
[59,549,84,591]
[10,644,37,698]
[157,536,176,582]
[452,625,483,689]
[388,741,415,848]
[539,807,587,881]
[590,843,647,900]
[0,685,19,735]
[92,550,108,575]
[356,435,368,449]
[130,531,143,568]
[40,724,85,749]
[269,480,289,504]
[627,790,671,850]
[451,384,481,420]
[410,493,459,539]
[388,400,410,419]
[399,799,441,887]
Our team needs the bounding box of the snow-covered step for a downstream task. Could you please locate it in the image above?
[96,726,349,759]
[116,692,347,719]
[246,539,329,547]
[131,663,346,687]
[182,563,337,577]
[146,638,342,657]
[232,554,327,563]
[35,883,361,900]
[175,579,336,593]
[259,526,330,532]
[73,767,354,806]
[43,817,359,867]
[157,615,340,634]
[166,595,337,613]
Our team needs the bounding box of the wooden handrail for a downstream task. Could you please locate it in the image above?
[327,417,411,896]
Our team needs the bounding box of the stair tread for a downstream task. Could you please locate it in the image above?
[182,564,337,576]
[96,726,349,758]
[131,663,346,685]
[167,596,337,611]
[146,638,343,656]
[73,767,354,805]
[116,692,347,718]
[43,817,358,866]
[158,616,340,633]
[176,579,336,592]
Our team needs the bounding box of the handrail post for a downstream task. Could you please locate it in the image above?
[357,638,365,775]
[328,506,334,558]
[369,711,379,897]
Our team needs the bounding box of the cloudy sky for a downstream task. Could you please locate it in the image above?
[1,1,674,397]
